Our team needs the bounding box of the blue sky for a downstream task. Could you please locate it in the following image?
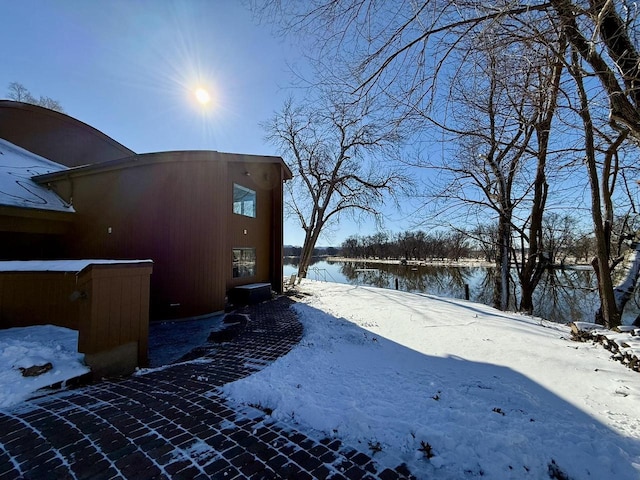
[2,0,396,245]
[4,1,597,247]
[2,1,293,155]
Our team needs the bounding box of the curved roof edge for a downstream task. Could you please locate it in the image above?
[34,150,293,182]
[0,100,135,167]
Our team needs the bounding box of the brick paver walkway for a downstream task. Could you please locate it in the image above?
[0,296,415,479]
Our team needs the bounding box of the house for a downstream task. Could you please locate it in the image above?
[1,100,292,320]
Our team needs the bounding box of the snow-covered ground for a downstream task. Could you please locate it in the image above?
[223,280,640,479]
[0,325,89,409]
[2,280,639,478]
[0,314,223,408]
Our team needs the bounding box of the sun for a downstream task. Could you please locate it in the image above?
[194,87,211,105]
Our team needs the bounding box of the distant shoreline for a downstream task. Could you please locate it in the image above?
[309,256,594,270]
[326,256,494,267]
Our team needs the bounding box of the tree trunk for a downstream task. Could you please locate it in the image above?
[571,50,620,329]
[494,217,511,311]
[551,0,640,142]
[519,281,534,314]
[297,224,323,279]
[518,175,549,314]
[518,42,565,314]
[297,234,313,279]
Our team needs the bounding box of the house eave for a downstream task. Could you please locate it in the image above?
[33,150,293,183]
[0,204,74,235]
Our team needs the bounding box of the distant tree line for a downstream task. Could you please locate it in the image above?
[339,218,597,265]
[340,231,470,261]
[284,245,337,257]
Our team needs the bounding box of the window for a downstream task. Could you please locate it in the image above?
[233,184,256,218]
[233,248,256,278]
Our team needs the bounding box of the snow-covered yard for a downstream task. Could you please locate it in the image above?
[0,325,89,409]
[223,280,640,479]
[1,280,639,478]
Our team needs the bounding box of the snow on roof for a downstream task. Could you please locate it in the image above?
[0,259,152,273]
[0,138,74,212]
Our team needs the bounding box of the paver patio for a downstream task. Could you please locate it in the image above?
[0,296,415,479]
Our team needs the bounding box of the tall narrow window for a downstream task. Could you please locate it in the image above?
[233,248,256,278]
[233,184,256,218]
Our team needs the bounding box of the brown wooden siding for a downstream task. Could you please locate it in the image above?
[40,152,286,319]
[0,262,152,375]
[0,207,72,259]
[0,272,80,329]
[76,264,151,364]
[1,102,288,319]
[271,165,285,293]
[49,153,229,318]
[0,206,73,234]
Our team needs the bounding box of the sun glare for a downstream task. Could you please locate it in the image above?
[194,87,211,105]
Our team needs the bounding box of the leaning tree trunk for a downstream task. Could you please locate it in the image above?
[297,234,313,279]
[297,224,323,280]
[518,178,549,314]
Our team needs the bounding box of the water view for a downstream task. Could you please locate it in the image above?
[284,258,639,324]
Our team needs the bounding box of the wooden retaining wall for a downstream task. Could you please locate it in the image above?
[0,271,80,330]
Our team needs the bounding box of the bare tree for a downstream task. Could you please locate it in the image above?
[340,228,470,261]
[469,224,498,262]
[567,48,640,328]
[256,0,640,322]
[555,1,640,328]
[514,33,567,314]
[256,1,639,141]
[265,93,410,278]
[7,82,32,102]
[255,1,566,311]
[6,82,64,112]
[444,47,537,310]
[569,233,595,263]
[425,32,565,312]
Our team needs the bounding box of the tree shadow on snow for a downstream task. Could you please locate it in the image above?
[271,302,640,479]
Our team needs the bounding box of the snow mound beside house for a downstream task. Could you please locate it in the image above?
[0,325,89,409]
